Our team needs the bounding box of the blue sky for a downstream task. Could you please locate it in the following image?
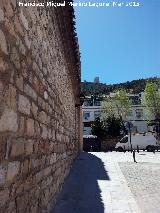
[74,0,160,84]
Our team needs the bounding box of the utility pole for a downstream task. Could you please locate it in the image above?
[125,121,132,152]
[128,122,132,152]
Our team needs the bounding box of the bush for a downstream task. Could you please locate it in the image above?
[91,117,106,139]
[91,116,123,138]
[104,116,123,137]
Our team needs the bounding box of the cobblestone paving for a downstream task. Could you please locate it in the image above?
[53,151,160,213]
[119,162,160,213]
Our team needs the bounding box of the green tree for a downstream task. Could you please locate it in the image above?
[143,82,160,133]
[102,89,131,122]
[104,116,123,137]
[91,117,106,139]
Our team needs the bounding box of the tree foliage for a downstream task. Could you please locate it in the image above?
[91,117,106,139]
[104,116,123,137]
[142,82,160,133]
[81,77,160,96]
[144,82,160,118]
[91,116,123,138]
[102,89,131,121]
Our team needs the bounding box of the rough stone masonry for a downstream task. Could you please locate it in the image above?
[0,0,81,212]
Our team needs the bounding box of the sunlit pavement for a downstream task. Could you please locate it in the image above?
[52,151,160,213]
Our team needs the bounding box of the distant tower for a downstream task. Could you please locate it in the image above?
[94,76,100,83]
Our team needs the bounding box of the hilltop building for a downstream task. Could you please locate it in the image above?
[94,76,100,83]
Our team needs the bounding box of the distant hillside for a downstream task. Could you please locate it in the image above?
[81,77,160,95]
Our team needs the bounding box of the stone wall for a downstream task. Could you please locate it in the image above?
[0,1,81,212]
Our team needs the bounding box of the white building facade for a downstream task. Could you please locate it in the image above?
[82,96,102,135]
[82,93,155,135]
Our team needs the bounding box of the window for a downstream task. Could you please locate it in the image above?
[84,100,93,106]
[129,96,141,105]
[84,122,91,127]
[83,112,90,121]
[127,110,133,117]
[120,137,128,143]
[94,101,101,106]
[94,111,101,120]
[136,109,143,118]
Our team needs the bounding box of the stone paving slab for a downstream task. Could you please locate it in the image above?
[119,162,160,213]
[52,152,141,213]
[52,151,160,213]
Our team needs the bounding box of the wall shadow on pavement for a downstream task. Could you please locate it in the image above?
[52,152,110,213]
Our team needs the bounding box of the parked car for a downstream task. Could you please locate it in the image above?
[115,133,158,152]
[83,135,101,152]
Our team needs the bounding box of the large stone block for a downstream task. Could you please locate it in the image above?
[16,76,23,91]
[31,102,38,118]
[0,136,7,162]
[25,140,34,155]
[4,18,17,38]
[35,121,41,136]
[0,8,4,22]
[7,161,20,182]
[25,36,31,49]
[0,165,6,185]
[41,125,48,139]
[18,116,25,135]
[18,39,26,55]
[39,111,47,124]
[20,10,29,30]
[18,94,31,115]
[4,1,14,17]
[43,166,52,176]
[16,193,29,212]
[24,84,37,101]
[52,129,56,140]
[0,58,9,73]
[10,138,25,158]
[0,30,8,54]
[14,15,24,36]
[0,188,9,206]
[20,159,29,175]
[26,118,35,136]
[44,91,48,100]
[0,108,18,132]
[11,0,17,9]
[50,153,56,165]
[32,76,40,93]
[10,47,20,69]
[35,170,43,183]
[4,201,16,213]
[5,84,17,110]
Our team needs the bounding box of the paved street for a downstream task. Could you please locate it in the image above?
[53,151,160,213]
